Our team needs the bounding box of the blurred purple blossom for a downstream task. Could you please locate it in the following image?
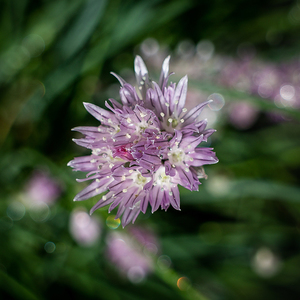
[69,208,101,246]
[24,170,62,205]
[105,227,158,283]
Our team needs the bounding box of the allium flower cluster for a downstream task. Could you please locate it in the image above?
[68,56,218,227]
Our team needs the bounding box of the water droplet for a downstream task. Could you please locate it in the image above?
[207,93,225,111]
[106,215,120,229]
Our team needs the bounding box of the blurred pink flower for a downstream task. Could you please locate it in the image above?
[106,227,159,283]
[24,171,62,205]
[229,101,259,130]
[69,208,101,246]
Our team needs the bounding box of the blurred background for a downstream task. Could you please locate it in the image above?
[1,0,300,299]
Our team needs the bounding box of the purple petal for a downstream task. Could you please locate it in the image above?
[150,185,164,213]
[182,100,211,125]
[173,75,188,116]
[83,102,115,122]
[159,56,170,89]
[110,72,127,86]
[74,177,112,201]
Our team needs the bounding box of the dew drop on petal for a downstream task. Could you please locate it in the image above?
[106,215,121,229]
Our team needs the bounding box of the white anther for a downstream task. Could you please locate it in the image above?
[160,112,165,117]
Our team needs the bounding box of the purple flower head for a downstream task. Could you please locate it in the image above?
[68,56,218,227]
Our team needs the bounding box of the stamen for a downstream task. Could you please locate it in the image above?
[123,189,127,193]
[160,112,165,117]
